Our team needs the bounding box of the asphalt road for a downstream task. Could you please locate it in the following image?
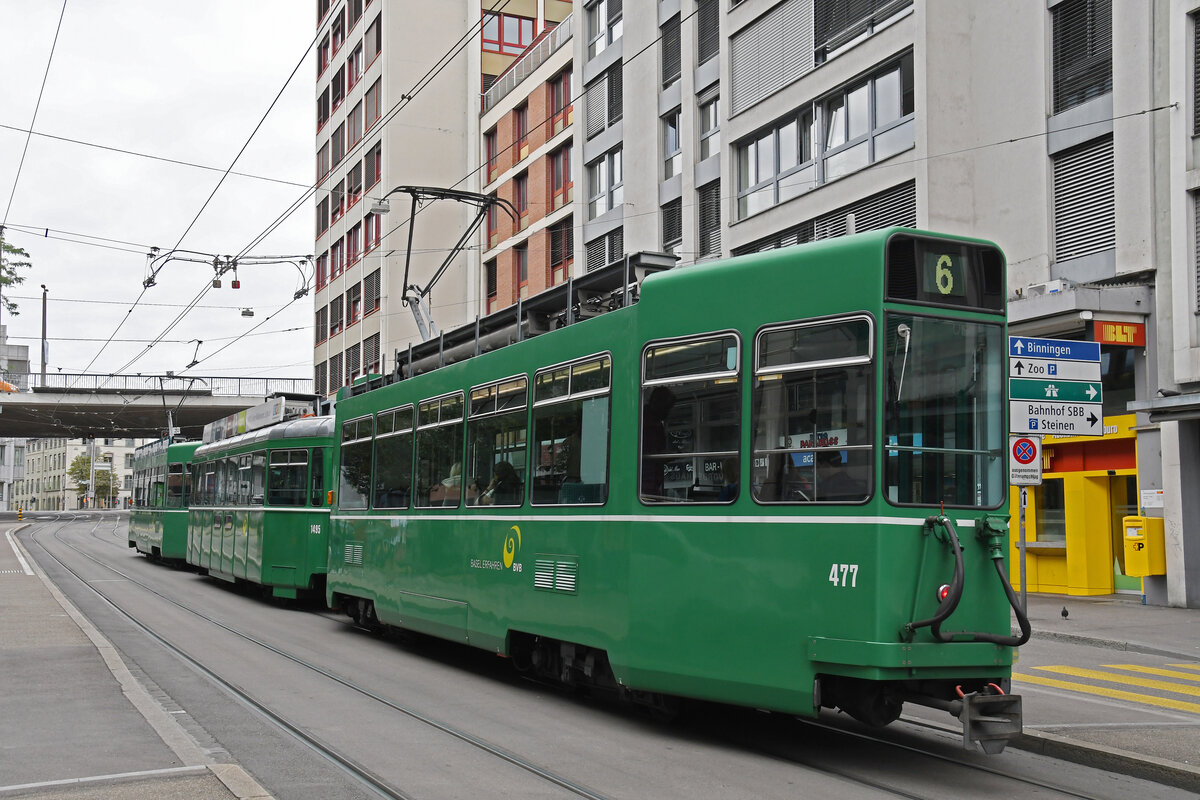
[14,514,1198,800]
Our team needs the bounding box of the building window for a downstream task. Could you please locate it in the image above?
[331,179,345,222]
[346,343,361,384]
[331,237,345,277]
[331,122,346,168]
[347,42,364,91]
[587,148,622,219]
[315,361,328,397]
[485,128,499,182]
[348,282,363,325]
[586,0,623,60]
[346,223,362,266]
[486,195,499,248]
[514,243,529,298]
[315,306,328,344]
[550,144,572,210]
[316,196,329,236]
[332,64,345,110]
[482,12,536,55]
[364,268,381,314]
[486,259,499,313]
[365,213,382,253]
[346,162,363,210]
[585,66,622,139]
[365,141,382,190]
[364,333,381,374]
[585,227,623,272]
[348,0,363,28]
[330,294,344,337]
[365,79,382,130]
[549,217,574,285]
[318,32,331,76]
[514,172,529,226]
[514,103,529,157]
[661,15,681,88]
[549,69,572,136]
[317,141,330,181]
[332,7,346,53]
[1053,135,1114,262]
[1051,0,1112,114]
[697,0,719,64]
[316,252,329,289]
[699,93,720,161]
[1194,14,1200,135]
[814,0,913,62]
[365,14,382,65]
[663,109,682,180]
[317,86,331,131]
[698,181,721,259]
[348,100,363,146]
[329,353,344,389]
[735,53,913,218]
[661,199,682,255]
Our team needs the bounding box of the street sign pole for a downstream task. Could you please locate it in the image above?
[1009,433,1042,614]
[1019,488,1028,613]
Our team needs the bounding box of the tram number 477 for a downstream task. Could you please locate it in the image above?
[829,563,859,588]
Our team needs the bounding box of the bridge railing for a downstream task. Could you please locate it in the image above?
[2,372,313,397]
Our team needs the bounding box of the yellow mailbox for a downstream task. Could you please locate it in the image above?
[1123,515,1166,577]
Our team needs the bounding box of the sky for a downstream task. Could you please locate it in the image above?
[0,1,316,382]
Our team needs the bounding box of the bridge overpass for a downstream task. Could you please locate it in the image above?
[0,373,314,438]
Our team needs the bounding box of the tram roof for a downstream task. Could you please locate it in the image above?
[193,416,334,458]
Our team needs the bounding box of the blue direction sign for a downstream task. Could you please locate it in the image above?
[1009,336,1103,436]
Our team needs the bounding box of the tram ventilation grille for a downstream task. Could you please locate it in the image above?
[534,557,578,594]
[344,543,364,566]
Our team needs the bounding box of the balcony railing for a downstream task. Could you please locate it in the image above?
[2,372,313,397]
[482,15,572,114]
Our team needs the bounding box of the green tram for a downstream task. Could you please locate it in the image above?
[187,417,335,599]
[129,439,201,561]
[327,229,1029,751]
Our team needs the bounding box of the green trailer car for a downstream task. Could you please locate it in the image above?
[129,439,201,561]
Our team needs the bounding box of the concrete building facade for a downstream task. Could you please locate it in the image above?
[13,437,145,511]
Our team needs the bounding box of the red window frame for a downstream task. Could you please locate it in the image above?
[348,282,363,325]
[318,33,331,77]
[514,244,529,299]
[549,217,574,286]
[481,12,536,55]
[365,141,382,191]
[347,43,363,90]
[514,103,529,152]
[364,213,382,253]
[486,199,499,248]
[549,70,572,132]
[346,223,362,266]
[332,9,346,56]
[365,79,382,130]
[315,306,328,345]
[330,179,345,223]
[331,64,345,113]
[348,101,363,147]
[514,173,529,226]
[364,268,381,315]
[317,87,331,132]
[365,15,382,68]
[550,144,572,210]
[316,252,329,290]
[317,196,329,237]
[331,238,345,279]
[317,141,330,182]
[345,163,363,211]
[485,128,498,182]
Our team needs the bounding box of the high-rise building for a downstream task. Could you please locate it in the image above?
[0,324,30,510]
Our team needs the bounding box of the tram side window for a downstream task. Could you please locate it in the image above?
[531,355,611,506]
[251,452,266,504]
[222,458,238,505]
[152,466,166,508]
[182,463,193,507]
[640,335,740,504]
[268,450,308,506]
[751,317,873,503]
[467,378,528,507]
[310,448,326,506]
[414,394,466,508]
[373,406,413,509]
[203,464,216,506]
[340,417,375,509]
[166,464,185,508]
[237,455,253,505]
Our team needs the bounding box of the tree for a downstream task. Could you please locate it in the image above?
[0,234,31,318]
[67,451,115,506]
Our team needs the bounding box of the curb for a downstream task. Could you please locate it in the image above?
[1015,627,1200,660]
[1012,729,1200,794]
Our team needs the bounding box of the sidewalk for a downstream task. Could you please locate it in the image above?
[1011,592,1200,791]
[0,523,271,799]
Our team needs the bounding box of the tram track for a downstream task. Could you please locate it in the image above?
[17,517,1159,800]
[25,517,610,800]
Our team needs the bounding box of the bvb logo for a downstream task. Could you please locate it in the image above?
[503,525,522,569]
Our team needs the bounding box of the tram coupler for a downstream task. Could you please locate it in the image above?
[975,514,1010,561]
[905,687,1022,754]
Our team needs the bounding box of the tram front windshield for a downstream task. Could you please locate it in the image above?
[884,314,1005,508]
